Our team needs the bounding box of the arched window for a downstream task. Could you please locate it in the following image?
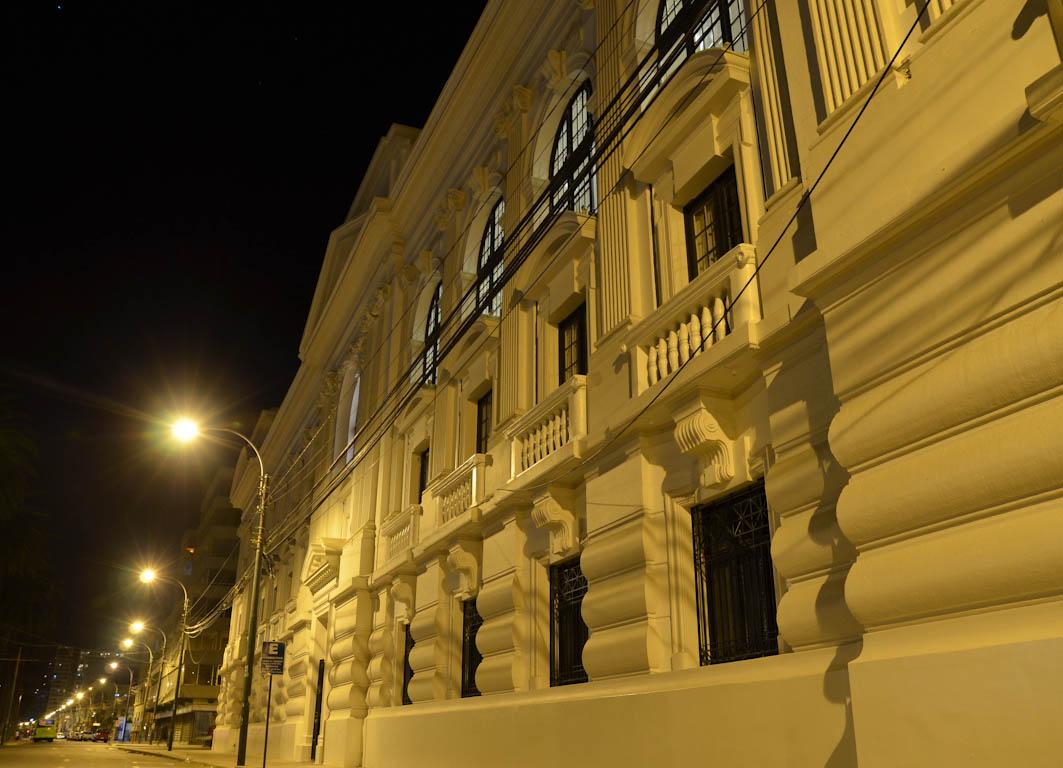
[550,81,596,214]
[656,0,746,61]
[423,282,442,385]
[476,199,505,315]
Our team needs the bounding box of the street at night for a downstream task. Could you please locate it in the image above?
[3,1,1061,766]
[0,741,174,768]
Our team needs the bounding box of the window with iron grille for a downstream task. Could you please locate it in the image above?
[657,0,747,64]
[476,199,505,315]
[558,304,588,386]
[684,165,743,281]
[423,283,442,385]
[549,558,589,686]
[475,390,493,454]
[416,447,430,504]
[402,623,414,705]
[460,599,483,697]
[550,81,596,214]
[691,481,779,665]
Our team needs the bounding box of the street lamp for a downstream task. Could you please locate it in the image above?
[130,620,168,744]
[138,569,189,752]
[109,662,134,743]
[170,417,268,767]
[121,638,154,743]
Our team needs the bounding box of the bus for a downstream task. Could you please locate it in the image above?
[33,718,57,742]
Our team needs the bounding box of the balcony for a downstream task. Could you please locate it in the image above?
[380,504,421,565]
[506,374,588,482]
[629,244,760,394]
[430,453,492,528]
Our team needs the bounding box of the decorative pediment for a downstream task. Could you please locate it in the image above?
[673,406,735,488]
[531,488,579,559]
[301,537,345,595]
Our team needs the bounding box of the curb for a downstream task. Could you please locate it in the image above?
[114,745,226,767]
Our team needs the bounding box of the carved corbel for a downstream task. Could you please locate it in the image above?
[673,406,735,488]
[512,85,533,114]
[446,538,482,601]
[531,487,579,559]
[446,188,466,212]
[390,573,416,626]
[544,50,568,91]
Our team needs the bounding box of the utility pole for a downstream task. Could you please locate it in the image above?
[236,471,269,767]
[167,596,189,751]
[1,646,22,746]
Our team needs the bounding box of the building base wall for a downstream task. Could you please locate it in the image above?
[364,648,855,768]
[849,602,1063,768]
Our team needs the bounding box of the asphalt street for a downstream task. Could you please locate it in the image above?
[0,741,177,767]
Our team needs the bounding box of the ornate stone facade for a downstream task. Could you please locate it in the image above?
[212,2,1063,767]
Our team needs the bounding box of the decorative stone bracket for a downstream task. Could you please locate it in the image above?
[446,538,483,601]
[301,537,345,596]
[673,405,735,489]
[531,487,579,560]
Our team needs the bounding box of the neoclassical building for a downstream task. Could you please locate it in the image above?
[210,1,1063,766]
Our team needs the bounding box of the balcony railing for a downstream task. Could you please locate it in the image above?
[433,453,492,526]
[381,504,421,563]
[632,244,759,391]
[508,375,588,479]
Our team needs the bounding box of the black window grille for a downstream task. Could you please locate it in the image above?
[549,558,589,686]
[684,165,743,280]
[550,81,596,214]
[460,599,484,697]
[657,0,747,67]
[476,199,505,315]
[558,304,588,386]
[691,481,779,665]
[402,623,414,705]
[475,390,493,454]
[416,447,430,504]
[423,283,442,385]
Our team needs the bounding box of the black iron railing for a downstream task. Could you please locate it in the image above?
[460,599,484,697]
[549,558,590,686]
[691,481,779,665]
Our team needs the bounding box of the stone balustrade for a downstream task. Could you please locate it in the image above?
[431,453,492,526]
[380,504,421,563]
[507,374,588,479]
[634,243,759,390]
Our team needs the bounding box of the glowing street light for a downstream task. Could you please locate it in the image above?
[168,417,267,767]
[139,568,156,584]
[137,570,189,752]
[128,620,167,744]
[171,418,199,443]
[130,621,145,633]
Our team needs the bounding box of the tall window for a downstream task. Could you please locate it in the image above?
[460,599,483,697]
[657,0,747,61]
[691,481,778,665]
[684,166,743,280]
[475,390,493,454]
[549,558,589,686]
[416,447,430,503]
[558,304,588,386]
[402,624,415,705]
[550,81,596,214]
[476,200,505,315]
[345,374,361,464]
[423,283,442,385]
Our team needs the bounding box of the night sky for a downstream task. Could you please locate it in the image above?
[2,0,486,667]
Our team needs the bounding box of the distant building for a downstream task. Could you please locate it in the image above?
[44,645,82,715]
[136,464,241,746]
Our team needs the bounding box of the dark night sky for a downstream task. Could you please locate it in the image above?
[1,1,486,655]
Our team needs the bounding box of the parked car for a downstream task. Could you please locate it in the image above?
[91,730,110,743]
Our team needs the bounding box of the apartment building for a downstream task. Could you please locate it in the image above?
[212,1,1063,766]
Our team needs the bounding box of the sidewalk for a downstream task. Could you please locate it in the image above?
[115,743,309,768]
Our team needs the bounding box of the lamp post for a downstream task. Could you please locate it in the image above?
[130,622,167,743]
[139,569,189,752]
[108,662,134,743]
[171,418,268,767]
[120,640,152,742]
